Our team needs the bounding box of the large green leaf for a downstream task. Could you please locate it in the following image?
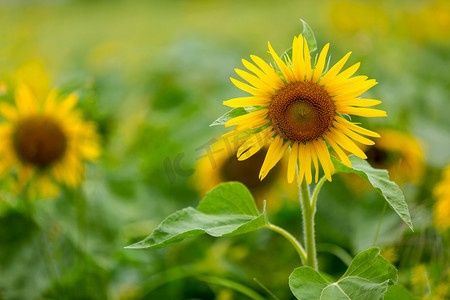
[289,247,397,300]
[332,155,413,231]
[210,107,248,126]
[126,182,267,249]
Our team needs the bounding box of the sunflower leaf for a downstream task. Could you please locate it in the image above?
[289,247,397,300]
[126,182,267,249]
[210,107,248,126]
[300,19,317,53]
[331,155,413,231]
[281,19,317,61]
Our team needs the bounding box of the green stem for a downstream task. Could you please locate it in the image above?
[265,223,307,265]
[299,179,318,270]
[372,202,387,246]
[22,191,62,294]
[311,176,327,213]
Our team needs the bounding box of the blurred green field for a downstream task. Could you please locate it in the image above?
[0,0,449,299]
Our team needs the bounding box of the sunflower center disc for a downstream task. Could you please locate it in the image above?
[269,81,336,143]
[14,116,67,167]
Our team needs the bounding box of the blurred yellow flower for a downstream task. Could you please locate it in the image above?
[364,129,424,184]
[223,35,385,185]
[15,61,51,100]
[194,137,294,211]
[0,84,100,198]
[329,0,390,35]
[433,164,450,229]
[380,246,398,264]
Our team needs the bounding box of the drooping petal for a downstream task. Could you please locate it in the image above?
[329,128,367,159]
[237,127,273,159]
[313,139,334,181]
[323,133,352,167]
[335,116,380,137]
[333,121,375,145]
[287,142,298,183]
[259,136,289,180]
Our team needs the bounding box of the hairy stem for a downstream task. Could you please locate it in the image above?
[299,180,318,270]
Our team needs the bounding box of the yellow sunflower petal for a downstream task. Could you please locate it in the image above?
[230,78,271,97]
[259,136,288,180]
[249,55,285,88]
[333,121,375,145]
[235,69,274,92]
[335,116,380,137]
[336,98,382,107]
[15,84,38,116]
[0,103,19,121]
[312,43,330,83]
[223,96,271,108]
[309,142,320,182]
[237,127,273,159]
[313,139,334,181]
[329,128,367,159]
[55,93,78,118]
[298,143,306,185]
[325,76,369,94]
[267,41,295,83]
[323,133,352,167]
[224,109,268,127]
[333,79,378,99]
[287,142,299,183]
[303,37,313,80]
[292,36,306,81]
[35,175,60,198]
[320,52,352,85]
[242,59,281,88]
[336,106,387,117]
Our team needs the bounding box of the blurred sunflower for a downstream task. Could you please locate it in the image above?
[195,137,295,211]
[223,34,385,184]
[433,164,450,229]
[0,84,100,198]
[363,129,424,183]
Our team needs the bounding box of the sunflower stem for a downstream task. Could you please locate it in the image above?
[299,179,318,270]
[265,223,307,265]
[22,189,62,295]
[311,176,327,212]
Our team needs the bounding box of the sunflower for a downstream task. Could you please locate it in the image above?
[0,84,100,198]
[433,164,450,229]
[364,129,424,183]
[223,35,386,184]
[194,137,295,211]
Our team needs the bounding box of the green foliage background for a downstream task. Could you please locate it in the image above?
[0,0,449,299]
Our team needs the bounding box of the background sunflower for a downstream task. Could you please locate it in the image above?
[0,84,100,198]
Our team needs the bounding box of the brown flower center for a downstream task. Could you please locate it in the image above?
[14,116,67,168]
[269,81,336,143]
